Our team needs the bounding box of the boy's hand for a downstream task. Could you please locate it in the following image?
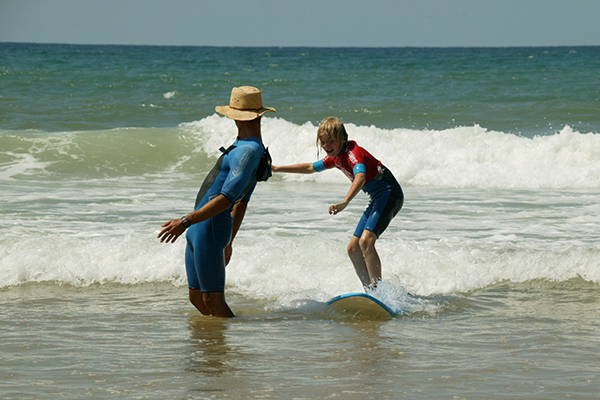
[329,201,348,215]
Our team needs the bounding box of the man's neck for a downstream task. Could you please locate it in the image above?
[236,120,262,141]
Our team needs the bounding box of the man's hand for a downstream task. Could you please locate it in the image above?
[158,219,186,243]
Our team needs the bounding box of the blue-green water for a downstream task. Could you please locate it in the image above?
[2,43,599,134]
[1,43,600,399]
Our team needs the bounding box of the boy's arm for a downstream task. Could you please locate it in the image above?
[272,163,316,174]
[329,172,366,215]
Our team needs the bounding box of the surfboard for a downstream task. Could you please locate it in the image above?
[327,292,398,318]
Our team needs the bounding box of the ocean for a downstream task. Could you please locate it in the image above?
[1,43,600,399]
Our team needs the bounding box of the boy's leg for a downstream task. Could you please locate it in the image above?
[359,230,381,286]
[347,236,372,288]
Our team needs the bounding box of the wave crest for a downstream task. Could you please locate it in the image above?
[2,118,599,189]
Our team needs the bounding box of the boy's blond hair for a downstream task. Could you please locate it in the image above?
[316,117,348,146]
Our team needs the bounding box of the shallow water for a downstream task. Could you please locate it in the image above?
[2,280,599,399]
[3,180,600,398]
[2,43,600,399]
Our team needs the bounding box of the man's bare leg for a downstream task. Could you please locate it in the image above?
[202,292,235,318]
[189,289,234,317]
[189,288,211,315]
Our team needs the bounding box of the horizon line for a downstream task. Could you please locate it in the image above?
[2,41,598,50]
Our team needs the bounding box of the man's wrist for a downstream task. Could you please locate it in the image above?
[181,216,191,228]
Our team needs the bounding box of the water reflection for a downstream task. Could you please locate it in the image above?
[183,311,413,398]
[185,316,237,377]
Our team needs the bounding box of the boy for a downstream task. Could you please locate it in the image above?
[273,117,403,289]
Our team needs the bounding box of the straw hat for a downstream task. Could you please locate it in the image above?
[215,86,276,121]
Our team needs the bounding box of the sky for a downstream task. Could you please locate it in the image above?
[1,0,599,48]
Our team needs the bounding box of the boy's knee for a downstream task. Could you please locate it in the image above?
[359,235,376,253]
[347,240,361,255]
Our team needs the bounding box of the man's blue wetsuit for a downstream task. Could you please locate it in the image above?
[185,137,266,292]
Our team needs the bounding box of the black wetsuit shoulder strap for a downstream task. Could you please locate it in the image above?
[194,143,271,210]
[193,145,237,209]
[219,145,236,154]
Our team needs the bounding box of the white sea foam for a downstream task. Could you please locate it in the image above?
[179,116,600,190]
[2,119,600,303]
[0,152,50,180]
[3,222,598,301]
[3,118,599,189]
[2,180,599,301]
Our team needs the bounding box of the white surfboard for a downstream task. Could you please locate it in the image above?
[327,292,398,318]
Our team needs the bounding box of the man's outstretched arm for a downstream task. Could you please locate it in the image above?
[158,194,232,243]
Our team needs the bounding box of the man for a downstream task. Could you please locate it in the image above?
[158,86,275,317]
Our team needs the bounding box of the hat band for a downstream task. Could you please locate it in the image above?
[230,106,262,112]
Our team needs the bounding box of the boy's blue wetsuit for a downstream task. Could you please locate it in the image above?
[185,137,266,292]
[313,140,403,238]
[352,166,403,238]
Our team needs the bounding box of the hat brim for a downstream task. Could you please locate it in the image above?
[215,106,276,121]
